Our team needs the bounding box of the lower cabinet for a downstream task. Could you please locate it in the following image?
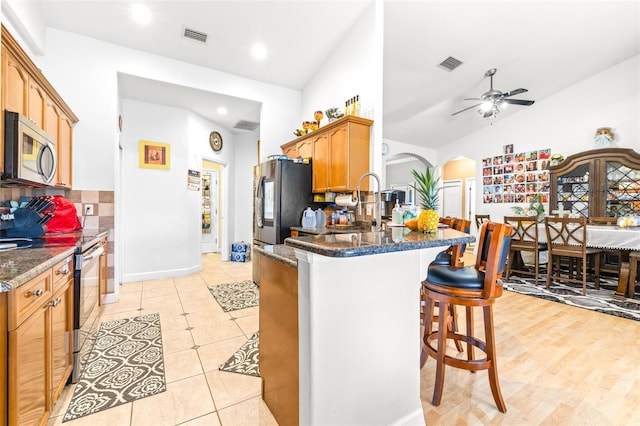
[258,252,299,426]
[99,236,108,306]
[7,255,74,426]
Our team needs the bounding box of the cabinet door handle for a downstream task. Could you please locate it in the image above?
[55,267,70,275]
[27,288,44,298]
[49,297,61,307]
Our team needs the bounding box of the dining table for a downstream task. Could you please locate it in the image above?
[537,222,640,297]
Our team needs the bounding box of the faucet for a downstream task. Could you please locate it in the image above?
[357,172,381,232]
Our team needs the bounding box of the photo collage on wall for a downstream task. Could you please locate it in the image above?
[482,144,551,204]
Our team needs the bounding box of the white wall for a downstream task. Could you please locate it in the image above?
[301,2,383,174]
[233,130,260,244]
[121,100,201,281]
[438,55,640,221]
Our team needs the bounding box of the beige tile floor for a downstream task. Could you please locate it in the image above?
[48,253,278,426]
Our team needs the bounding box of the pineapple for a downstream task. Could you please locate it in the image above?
[411,167,440,233]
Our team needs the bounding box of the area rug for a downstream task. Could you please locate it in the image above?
[63,313,166,422]
[503,276,640,321]
[208,280,259,312]
[219,332,260,377]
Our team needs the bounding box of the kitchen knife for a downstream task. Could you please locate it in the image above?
[38,213,54,225]
[36,200,53,214]
[25,197,39,209]
[31,198,46,212]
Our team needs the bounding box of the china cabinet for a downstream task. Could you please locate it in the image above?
[549,148,640,218]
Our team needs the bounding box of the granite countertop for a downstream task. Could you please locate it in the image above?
[285,227,474,258]
[0,229,110,292]
[291,224,371,235]
[254,244,297,268]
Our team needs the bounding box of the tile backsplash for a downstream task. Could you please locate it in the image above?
[0,187,115,291]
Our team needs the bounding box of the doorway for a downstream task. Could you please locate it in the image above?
[202,160,223,254]
[466,177,477,222]
[442,180,463,218]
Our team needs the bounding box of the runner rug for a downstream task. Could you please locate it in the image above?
[208,280,259,312]
[63,313,166,422]
[503,276,640,321]
[219,332,260,377]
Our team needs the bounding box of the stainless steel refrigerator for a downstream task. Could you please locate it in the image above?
[253,159,312,247]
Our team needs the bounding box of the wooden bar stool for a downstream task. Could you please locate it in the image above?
[421,221,512,412]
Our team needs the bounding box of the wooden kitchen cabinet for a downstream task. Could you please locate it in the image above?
[56,114,74,188]
[258,251,299,426]
[550,148,640,217]
[281,115,372,193]
[1,25,79,189]
[99,236,108,306]
[7,255,74,426]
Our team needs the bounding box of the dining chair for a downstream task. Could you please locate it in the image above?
[588,216,620,274]
[503,216,547,284]
[475,214,491,231]
[421,221,512,412]
[628,251,640,299]
[544,217,601,295]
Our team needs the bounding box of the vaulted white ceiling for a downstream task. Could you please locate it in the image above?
[9,0,640,148]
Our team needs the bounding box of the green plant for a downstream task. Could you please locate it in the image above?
[411,167,440,211]
[512,193,545,220]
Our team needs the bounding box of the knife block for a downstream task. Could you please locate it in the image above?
[3,208,45,238]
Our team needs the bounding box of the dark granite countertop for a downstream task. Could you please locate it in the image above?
[0,229,110,292]
[254,244,297,269]
[285,227,474,258]
[290,224,371,235]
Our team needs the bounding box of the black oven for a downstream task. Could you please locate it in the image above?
[72,240,104,383]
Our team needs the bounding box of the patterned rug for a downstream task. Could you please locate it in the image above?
[219,332,260,377]
[208,280,259,312]
[503,275,640,321]
[63,313,166,422]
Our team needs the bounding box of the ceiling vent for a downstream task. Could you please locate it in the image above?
[183,26,208,44]
[437,56,463,72]
[234,120,260,131]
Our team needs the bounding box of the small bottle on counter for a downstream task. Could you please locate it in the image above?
[392,200,403,225]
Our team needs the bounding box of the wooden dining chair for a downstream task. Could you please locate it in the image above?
[588,216,617,226]
[503,216,547,284]
[628,251,640,298]
[421,221,512,412]
[475,214,491,231]
[588,216,620,274]
[544,217,601,295]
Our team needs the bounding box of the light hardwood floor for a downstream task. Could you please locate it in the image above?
[49,252,640,425]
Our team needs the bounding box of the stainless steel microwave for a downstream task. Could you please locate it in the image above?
[3,111,57,187]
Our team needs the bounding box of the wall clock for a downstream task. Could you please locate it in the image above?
[209,131,223,152]
[382,142,389,156]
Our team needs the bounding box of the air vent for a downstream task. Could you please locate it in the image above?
[234,120,260,131]
[183,26,208,44]
[437,56,463,72]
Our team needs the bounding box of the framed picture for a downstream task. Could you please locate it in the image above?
[139,140,170,169]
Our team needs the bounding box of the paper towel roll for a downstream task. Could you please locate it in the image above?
[335,194,358,207]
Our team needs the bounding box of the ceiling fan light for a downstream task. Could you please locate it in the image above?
[480,101,493,112]
[500,100,508,108]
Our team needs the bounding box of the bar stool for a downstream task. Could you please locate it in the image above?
[421,221,512,412]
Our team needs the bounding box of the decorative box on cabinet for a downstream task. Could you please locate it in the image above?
[7,255,74,426]
[549,148,640,217]
[1,25,79,189]
[280,115,372,193]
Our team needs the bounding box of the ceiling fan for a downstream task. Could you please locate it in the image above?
[452,68,535,118]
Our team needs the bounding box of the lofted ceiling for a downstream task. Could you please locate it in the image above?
[8,0,640,147]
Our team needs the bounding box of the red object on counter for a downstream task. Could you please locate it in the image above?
[42,196,83,233]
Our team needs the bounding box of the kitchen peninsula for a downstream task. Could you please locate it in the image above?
[256,227,474,426]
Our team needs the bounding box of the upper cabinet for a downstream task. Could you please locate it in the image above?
[549,148,640,217]
[1,25,79,189]
[280,115,372,193]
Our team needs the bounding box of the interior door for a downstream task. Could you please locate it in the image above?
[202,168,220,253]
[442,179,462,218]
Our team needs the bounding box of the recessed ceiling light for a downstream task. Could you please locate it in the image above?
[251,43,267,61]
[132,4,151,25]
[217,107,228,115]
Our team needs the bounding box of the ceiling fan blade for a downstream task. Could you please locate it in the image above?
[463,97,482,101]
[503,99,535,106]
[503,88,528,97]
[452,103,481,116]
